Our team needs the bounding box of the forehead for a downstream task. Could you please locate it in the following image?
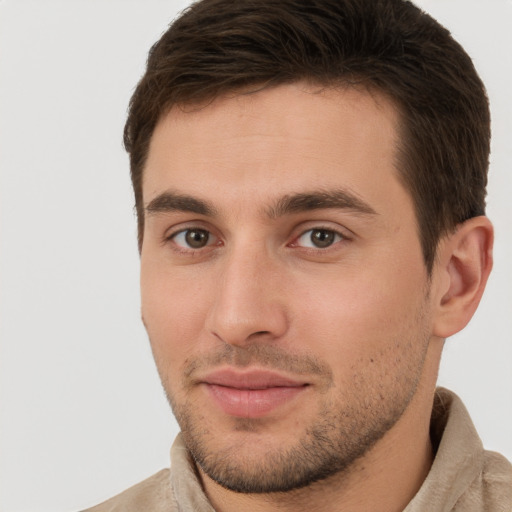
[143,82,406,218]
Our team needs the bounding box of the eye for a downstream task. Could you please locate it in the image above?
[295,228,344,249]
[171,228,216,249]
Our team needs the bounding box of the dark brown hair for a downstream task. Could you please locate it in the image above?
[125,0,490,273]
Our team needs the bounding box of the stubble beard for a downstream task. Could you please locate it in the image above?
[158,323,431,495]
[171,391,408,494]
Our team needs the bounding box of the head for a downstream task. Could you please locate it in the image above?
[125,0,490,274]
[128,0,493,498]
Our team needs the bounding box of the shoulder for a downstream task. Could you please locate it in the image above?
[455,450,512,511]
[479,450,512,507]
[80,468,177,512]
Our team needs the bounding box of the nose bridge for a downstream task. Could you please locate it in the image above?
[206,238,288,345]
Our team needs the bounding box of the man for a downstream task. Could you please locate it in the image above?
[84,0,512,510]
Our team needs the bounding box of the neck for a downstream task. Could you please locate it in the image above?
[199,341,443,512]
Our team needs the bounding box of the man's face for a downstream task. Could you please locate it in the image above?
[140,83,435,492]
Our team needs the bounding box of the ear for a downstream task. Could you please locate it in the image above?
[432,216,493,338]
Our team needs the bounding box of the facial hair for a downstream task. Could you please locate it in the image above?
[157,320,431,495]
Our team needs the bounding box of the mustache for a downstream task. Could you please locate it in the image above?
[182,343,333,383]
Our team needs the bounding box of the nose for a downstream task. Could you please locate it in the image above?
[205,244,289,347]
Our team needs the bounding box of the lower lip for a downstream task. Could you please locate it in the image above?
[205,384,307,418]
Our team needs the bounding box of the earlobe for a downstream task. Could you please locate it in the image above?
[432,216,493,338]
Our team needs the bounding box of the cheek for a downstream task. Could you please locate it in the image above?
[140,262,212,374]
[292,260,429,370]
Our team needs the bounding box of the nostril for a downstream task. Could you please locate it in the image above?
[252,331,271,337]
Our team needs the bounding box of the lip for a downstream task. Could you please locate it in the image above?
[201,369,309,418]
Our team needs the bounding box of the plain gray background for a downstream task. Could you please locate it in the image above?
[1,1,511,511]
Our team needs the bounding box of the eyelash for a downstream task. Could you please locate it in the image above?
[165,227,221,254]
[164,225,350,254]
[289,227,348,250]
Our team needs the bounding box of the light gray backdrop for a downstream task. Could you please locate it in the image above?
[1,1,511,511]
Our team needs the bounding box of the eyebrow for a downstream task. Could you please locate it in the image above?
[266,189,377,218]
[144,188,377,219]
[145,191,217,217]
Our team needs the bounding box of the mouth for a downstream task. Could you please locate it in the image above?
[200,368,310,419]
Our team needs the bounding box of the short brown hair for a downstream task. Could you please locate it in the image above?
[124,0,490,273]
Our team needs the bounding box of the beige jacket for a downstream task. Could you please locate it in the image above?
[82,388,512,511]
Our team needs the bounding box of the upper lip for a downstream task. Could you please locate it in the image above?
[201,368,308,390]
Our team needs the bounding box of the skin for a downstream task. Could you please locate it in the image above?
[140,83,493,512]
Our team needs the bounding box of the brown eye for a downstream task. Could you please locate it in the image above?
[173,228,212,249]
[311,229,336,248]
[184,229,210,248]
[297,228,343,248]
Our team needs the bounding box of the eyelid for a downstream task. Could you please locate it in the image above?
[161,220,352,253]
[297,229,343,248]
[288,223,353,250]
[173,228,217,248]
[163,221,222,251]
[163,219,212,239]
